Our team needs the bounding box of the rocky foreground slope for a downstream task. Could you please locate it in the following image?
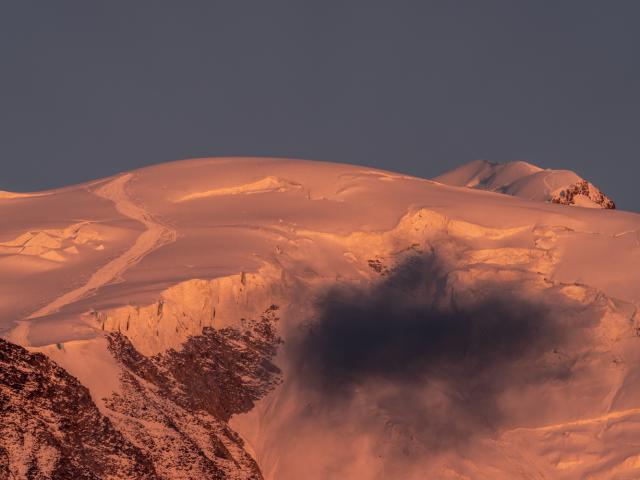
[1,157,640,479]
[0,306,281,479]
[0,337,156,479]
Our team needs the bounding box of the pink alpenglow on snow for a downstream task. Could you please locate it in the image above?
[1,157,639,479]
[434,159,616,209]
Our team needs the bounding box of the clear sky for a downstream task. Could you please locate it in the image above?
[1,2,638,209]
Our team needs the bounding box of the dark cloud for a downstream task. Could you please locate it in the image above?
[289,253,587,449]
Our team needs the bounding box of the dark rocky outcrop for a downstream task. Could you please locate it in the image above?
[103,306,282,479]
[0,305,282,479]
[0,338,157,479]
[551,180,616,209]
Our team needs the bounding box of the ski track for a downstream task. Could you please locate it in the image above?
[11,173,176,345]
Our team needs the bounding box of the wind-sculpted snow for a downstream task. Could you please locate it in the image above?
[0,222,106,263]
[175,176,302,202]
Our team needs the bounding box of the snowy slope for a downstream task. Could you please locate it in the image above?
[434,159,616,208]
[1,157,640,479]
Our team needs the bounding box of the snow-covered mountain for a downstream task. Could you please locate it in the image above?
[1,157,639,479]
[434,159,616,208]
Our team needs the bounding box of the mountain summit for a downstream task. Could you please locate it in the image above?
[434,160,615,209]
[1,157,639,479]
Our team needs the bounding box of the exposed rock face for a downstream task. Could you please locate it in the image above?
[0,338,156,479]
[0,305,282,479]
[550,180,616,209]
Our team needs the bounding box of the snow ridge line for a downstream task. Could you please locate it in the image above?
[26,173,177,321]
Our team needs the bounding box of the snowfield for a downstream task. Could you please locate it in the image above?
[1,157,640,479]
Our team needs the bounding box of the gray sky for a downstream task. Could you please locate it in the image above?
[1,2,638,209]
